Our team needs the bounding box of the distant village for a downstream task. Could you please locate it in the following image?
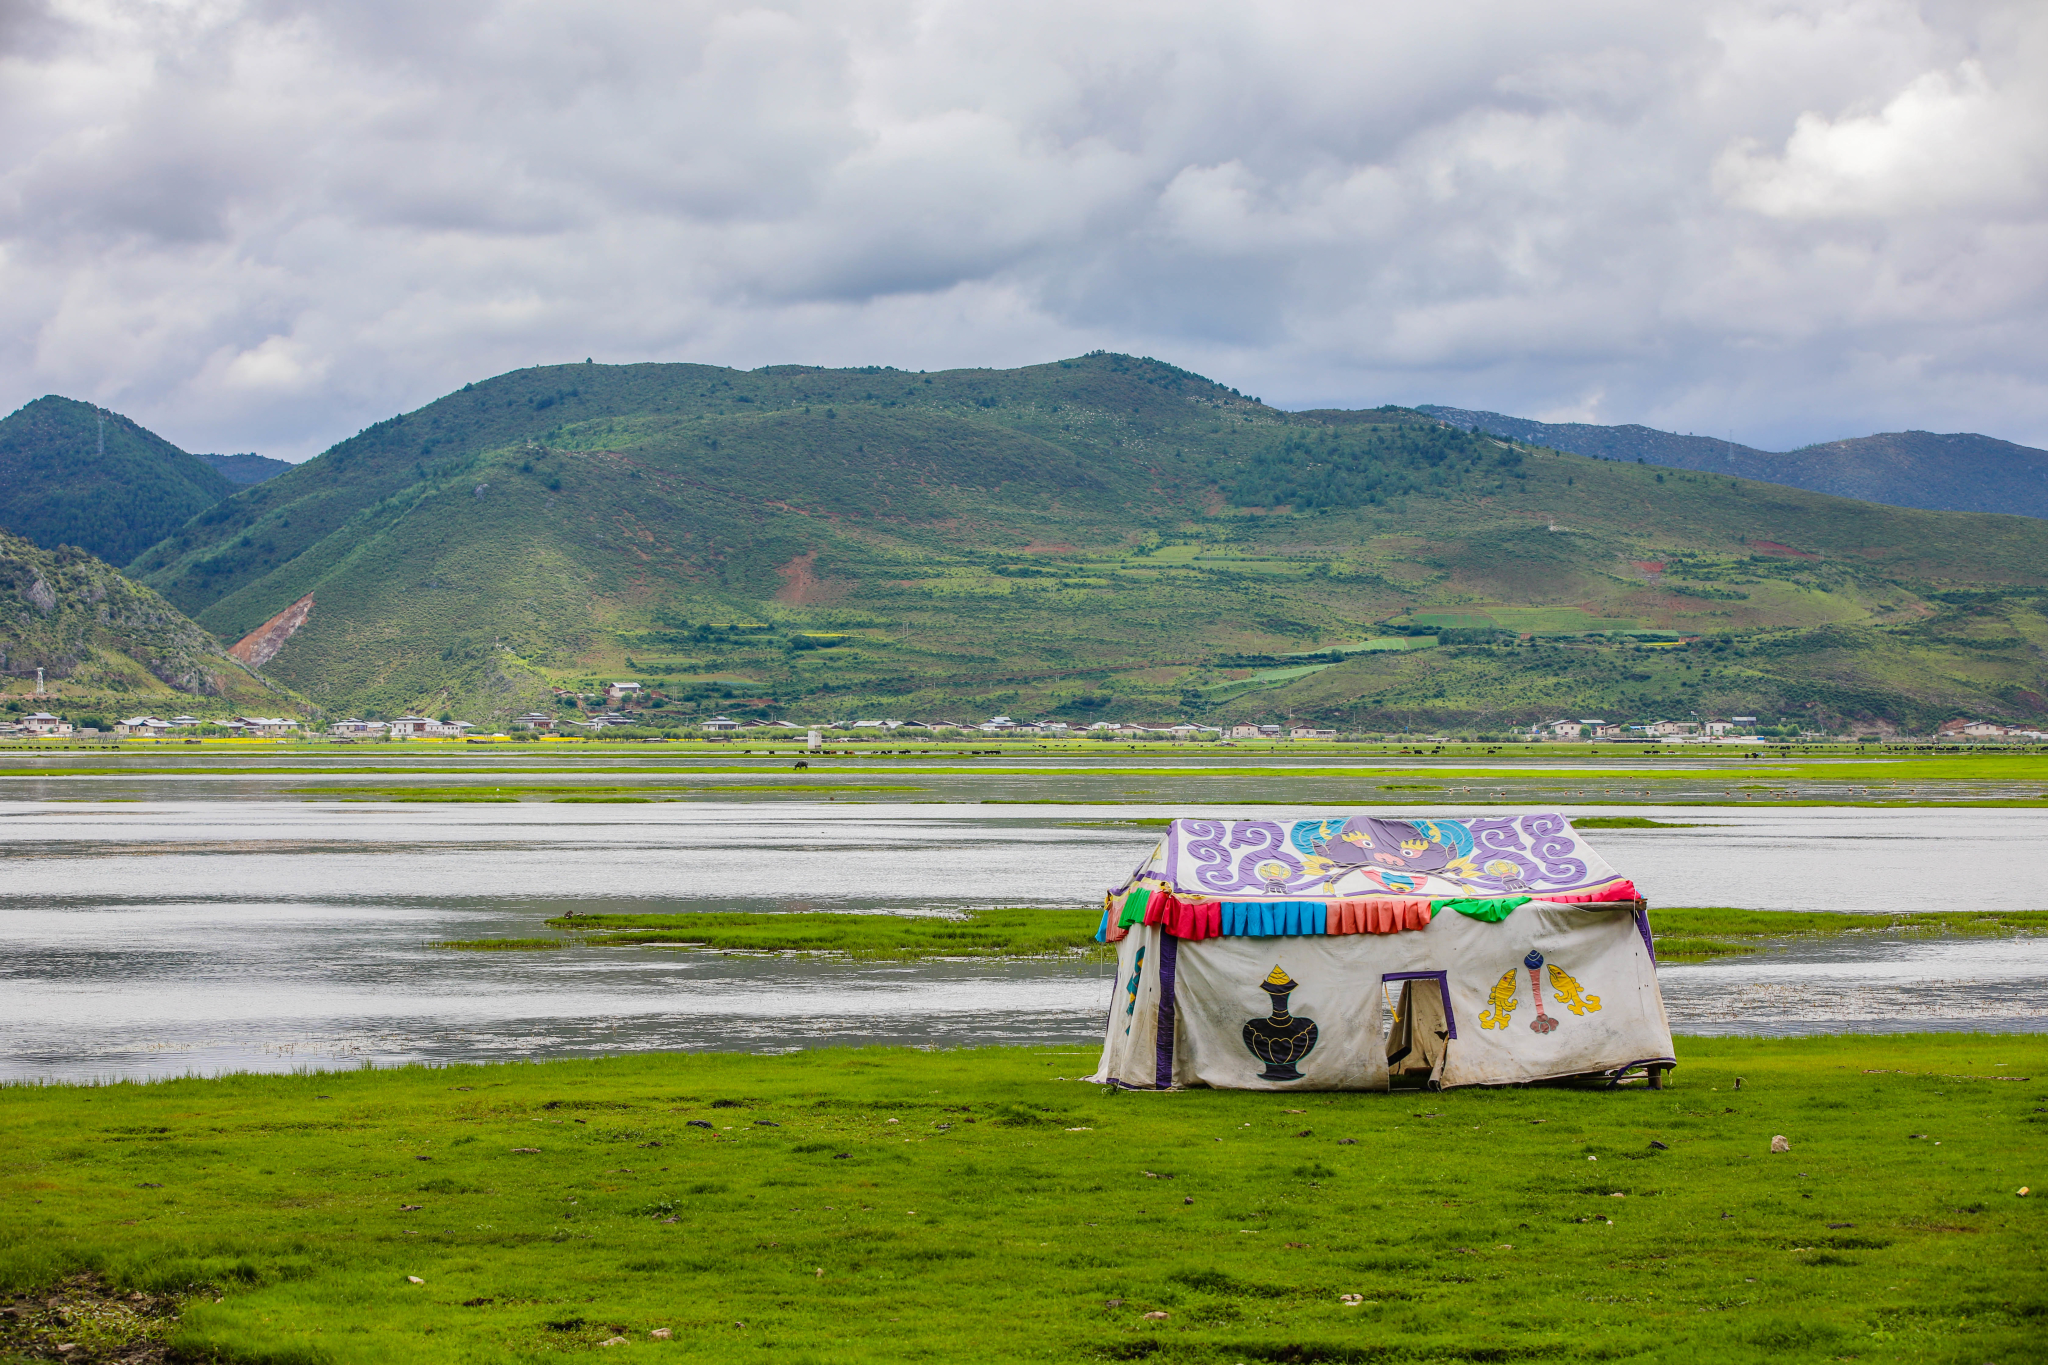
[1,678,2041,745]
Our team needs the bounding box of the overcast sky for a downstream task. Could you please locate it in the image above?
[3,0,2044,460]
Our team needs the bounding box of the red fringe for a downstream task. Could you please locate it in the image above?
[1526,879,1638,904]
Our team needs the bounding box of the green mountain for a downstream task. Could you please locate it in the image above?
[198,452,293,485]
[0,530,289,708]
[129,354,2048,732]
[1419,405,2048,521]
[0,396,235,564]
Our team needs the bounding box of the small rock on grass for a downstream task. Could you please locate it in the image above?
[1771,1135,1790,1153]
[1339,1294,1364,1306]
[650,1327,672,1339]
[1142,1311,1169,1320]
[407,1276,424,1285]
[602,1336,628,1347]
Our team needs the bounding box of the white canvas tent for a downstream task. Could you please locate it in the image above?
[1089,814,1674,1091]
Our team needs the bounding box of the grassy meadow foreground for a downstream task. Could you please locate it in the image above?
[2,1037,2043,1364]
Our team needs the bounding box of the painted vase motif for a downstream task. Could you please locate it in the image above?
[1243,965,1319,1080]
[1525,949,1559,1034]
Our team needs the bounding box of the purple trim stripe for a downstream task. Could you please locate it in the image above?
[1153,934,1180,1089]
[1634,904,1657,963]
[1381,969,1458,1040]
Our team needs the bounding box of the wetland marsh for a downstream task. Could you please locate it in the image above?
[3,742,2045,1082]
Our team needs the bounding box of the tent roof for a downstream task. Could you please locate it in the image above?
[1123,813,1626,901]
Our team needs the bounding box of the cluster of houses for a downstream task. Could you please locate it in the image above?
[685,714,1339,740]
[1935,718,2048,741]
[1533,715,2048,742]
[12,680,2038,744]
[1531,717,1760,741]
[0,713,298,738]
[104,715,303,737]
[0,711,82,737]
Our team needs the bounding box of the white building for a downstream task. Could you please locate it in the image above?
[606,682,643,702]
[116,716,171,737]
[18,712,71,736]
[700,715,742,732]
[388,716,470,739]
[328,718,389,737]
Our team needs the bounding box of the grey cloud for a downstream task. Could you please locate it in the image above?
[0,0,2044,461]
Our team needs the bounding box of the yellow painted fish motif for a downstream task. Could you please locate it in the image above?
[1479,967,1518,1030]
[1547,964,1601,1016]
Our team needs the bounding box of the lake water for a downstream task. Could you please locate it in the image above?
[2,801,2043,1082]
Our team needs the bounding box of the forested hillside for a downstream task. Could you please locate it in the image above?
[1419,405,2048,520]
[198,452,292,485]
[0,396,234,563]
[129,354,2048,731]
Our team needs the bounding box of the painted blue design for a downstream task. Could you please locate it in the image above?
[1122,944,1147,1035]
[1290,819,1343,857]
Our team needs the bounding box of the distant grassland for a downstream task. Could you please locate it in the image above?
[290,783,924,802]
[2,1037,2043,1364]
[423,906,2048,962]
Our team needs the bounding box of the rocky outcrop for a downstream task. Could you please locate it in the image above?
[0,531,286,704]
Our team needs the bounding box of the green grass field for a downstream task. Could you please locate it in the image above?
[3,1037,2043,1364]
[542,906,1110,958]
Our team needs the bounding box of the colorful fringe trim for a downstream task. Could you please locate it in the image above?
[1094,880,1643,942]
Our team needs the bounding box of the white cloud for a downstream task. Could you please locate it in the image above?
[0,0,2043,458]
[1715,59,2048,219]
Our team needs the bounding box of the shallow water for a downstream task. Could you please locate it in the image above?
[1,802,2042,1082]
